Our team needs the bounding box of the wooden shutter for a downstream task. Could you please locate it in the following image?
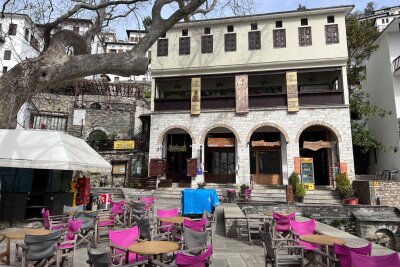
[248,31,261,50]
[299,27,312,46]
[157,39,168,56]
[273,29,286,48]
[179,37,190,55]
[325,24,339,44]
[187,158,197,177]
[149,159,166,176]
[224,33,236,52]
[201,35,213,53]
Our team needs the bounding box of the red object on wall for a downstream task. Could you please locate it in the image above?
[149,159,166,176]
[294,157,300,174]
[340,163,347,174]
[76,176,91,206]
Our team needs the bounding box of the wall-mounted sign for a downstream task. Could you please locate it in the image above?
[168,145,187,152]
[286,71,299,112]
[72,109,86,125]
[207,137,235,147]
[191,77,201,115]
[303,141,332,151]
[235,75,249,114]
[113,140,135,150]
[251,140,281,148]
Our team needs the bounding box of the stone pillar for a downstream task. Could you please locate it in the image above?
[191,143,203,187]
[237,142,250,186]
[286,141,300,180]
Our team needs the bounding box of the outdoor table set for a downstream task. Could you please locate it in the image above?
[260,211,400,267]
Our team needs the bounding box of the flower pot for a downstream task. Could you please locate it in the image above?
[342,199,348,204]
[346,198,359,205]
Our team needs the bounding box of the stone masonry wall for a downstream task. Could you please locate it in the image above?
[149,106,355,185]
[367,180,400,206]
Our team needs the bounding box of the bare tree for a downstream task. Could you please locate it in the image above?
[0,0,253,129]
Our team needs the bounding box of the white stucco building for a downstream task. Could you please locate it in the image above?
[0,13,41,76]
[359,5,400,32]
[363,19,400,174]
[148,6,355,188]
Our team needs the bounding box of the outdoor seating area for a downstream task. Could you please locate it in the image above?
[0,195,218,267]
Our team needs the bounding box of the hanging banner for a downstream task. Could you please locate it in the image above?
[235,75,249,114]
[303,141,332,151]
[251,140,281,148]
[207,137,235,147]
[191,77,201,115]
[286,71,299,112]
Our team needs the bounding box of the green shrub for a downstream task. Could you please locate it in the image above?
[289,172,300,193]
[335,173,354,199]
[240,184,250,192]
[295,183,306,198]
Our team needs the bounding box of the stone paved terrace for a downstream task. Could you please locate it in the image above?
[0,199,395,266]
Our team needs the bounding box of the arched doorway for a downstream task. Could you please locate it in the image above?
[88,129,108,145]
[299,125,339,186]
[249,126,287,185]
[162,128,193,184]
[374,229,397,250]
[204,127,236,184]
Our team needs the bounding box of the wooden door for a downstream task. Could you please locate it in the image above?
[251,150,282,185]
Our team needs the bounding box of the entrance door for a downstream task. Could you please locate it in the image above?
[165,134,192,183]
[204,148,236,183]
[300,148,329,185]
[251,150,282,185]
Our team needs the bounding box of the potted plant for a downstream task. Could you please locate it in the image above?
[240,184,250,194]
[289,172,300,194]
[295,183,306,203]
[197,181,206,189]
[335,173,358,205]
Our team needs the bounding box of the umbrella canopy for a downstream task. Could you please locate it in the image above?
[0,129,111,173]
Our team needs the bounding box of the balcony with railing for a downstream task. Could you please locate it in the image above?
[393,55,400,75]
[153,68,344,112]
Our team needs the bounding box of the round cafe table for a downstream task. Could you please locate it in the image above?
[0,229,51,265]
[129,241,180,255]
[159,216,192,224]
[299,234,345,267]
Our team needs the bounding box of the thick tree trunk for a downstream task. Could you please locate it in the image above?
[0,52,149,129]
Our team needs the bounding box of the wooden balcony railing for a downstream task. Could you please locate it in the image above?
[154,91,344,112]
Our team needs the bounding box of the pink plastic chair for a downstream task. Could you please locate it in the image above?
[41,208,67,230]
[333,243,372,267]
[157,208,179,232]
[350,251,400,267]
[289,219,320,250]
[108,226,147,265]
[58,217,82,265]
[176,245,213,267]
[183,217,207,232]
[273,212,295,237]
[140,195,156,217]
[111,200,125,226]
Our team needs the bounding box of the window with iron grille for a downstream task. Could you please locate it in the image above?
[204,27,211,34]
[248,31,261,50]
[225,33,236,52]
[179,37,190,55]
[201,35,213,53]
[3,50,11,60]
[8,23,17,35]
[273,29,286,48]
[2,67,7,74]
[299,27,312,46]
[33,115,68,132]
[157,38,168,56]
[325,24,339,44]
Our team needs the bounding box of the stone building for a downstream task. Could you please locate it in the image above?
[18,80,151,187]
[148,6,355,188]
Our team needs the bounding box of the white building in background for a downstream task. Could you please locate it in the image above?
[363,19,400,173]
[0,13,41,76]
[358,5,400,31]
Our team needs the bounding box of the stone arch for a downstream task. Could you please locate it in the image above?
[296,121,342,143]
[86,127,109,141]
[374,228,397,250]
[200,124,241,144]
[157,125,195,146]
[246,123,290,144]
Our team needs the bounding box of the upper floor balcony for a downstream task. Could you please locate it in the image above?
[153,68,345,112]
[393,55,400,76]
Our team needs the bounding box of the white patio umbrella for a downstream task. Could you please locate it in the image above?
[0,129,111,173]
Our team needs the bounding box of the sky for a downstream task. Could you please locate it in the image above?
[113,0,399,39]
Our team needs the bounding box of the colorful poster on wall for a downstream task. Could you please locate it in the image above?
[235,75,249,114]
[286,71,299,112]
[191,77,201,115]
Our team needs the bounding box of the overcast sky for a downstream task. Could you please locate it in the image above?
[113,1,399,39]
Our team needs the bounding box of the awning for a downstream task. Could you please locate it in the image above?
[303,140,332,151]
[207,137,235,147]
[0,129,111,173]
[251,140,281,148]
